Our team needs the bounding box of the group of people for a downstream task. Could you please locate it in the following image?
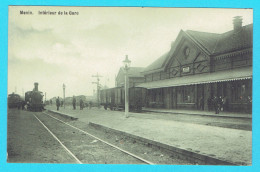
[55,96,93,111]
[207,96,228,114]
[207,95,252,114]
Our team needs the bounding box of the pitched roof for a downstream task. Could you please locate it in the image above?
[116,67,144,83]
[185,30,220,54]
[213,24,253,54]
[143,23,252,74]
[142,51,170,73]
[186,24,252,55]
[127,67,145,77]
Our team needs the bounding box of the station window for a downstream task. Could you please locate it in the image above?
[149,88,164,103]
[177,86,195,103]
[231,81,248,103]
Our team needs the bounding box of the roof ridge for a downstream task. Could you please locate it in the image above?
[212,35,220,54]
[129,67,145,69]
[142,51,170,73]
[213,23,252,54]
[184,31,211,55]
[218,23,253,35]
[186,29,221,35]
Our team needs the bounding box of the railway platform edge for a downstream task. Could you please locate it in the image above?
[143,108,252,119]
[46,107,252,166]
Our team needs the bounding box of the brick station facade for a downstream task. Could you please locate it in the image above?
[138,17,252,112]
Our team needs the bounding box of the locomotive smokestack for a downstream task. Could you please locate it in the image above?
[34,82,39,91]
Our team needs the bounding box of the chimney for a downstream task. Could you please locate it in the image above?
[233,16,243,31]
[34,82,39,91]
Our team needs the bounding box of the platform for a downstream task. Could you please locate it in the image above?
[45,105,252,165]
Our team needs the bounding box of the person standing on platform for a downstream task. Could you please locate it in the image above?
[247,96,252,113]
[56,97,60,111]
[213,96,219,114]
[73,96,76,110]
[80,99,84,110]
[89,101,92,109]
[223,96,228,112]
[219,96,224,112]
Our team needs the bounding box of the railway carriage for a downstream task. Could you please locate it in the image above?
[100,87,115,110]
[100,87,147,112]
[8,93,23,109]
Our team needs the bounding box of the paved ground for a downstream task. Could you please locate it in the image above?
[46,105,252,165]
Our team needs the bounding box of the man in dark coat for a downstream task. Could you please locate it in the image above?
[219,96,224,112]
[56,97,60,111]
[80,99,84,110]
[73,96,76,110]
[213,96,219,114]
[247,96,252,113]
[89,101,92,109]
[223,96,228,112]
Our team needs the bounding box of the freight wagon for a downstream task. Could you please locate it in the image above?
[100,87,146,112]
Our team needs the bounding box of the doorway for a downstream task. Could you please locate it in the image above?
[197,84,204,110]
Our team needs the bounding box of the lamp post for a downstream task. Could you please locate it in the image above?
[92,73,102,108]
[123,55,131,118]
[63,83,66,109]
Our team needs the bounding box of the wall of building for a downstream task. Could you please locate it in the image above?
[144,49,252,112]
[213,51,252,72]
[145,38,210,83]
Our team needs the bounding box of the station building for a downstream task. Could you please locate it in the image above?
[116,67,145,88]
[138,17,252,112]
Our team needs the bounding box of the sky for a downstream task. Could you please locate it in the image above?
[8,6,253,99]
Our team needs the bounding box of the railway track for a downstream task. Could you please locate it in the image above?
[34,111,155,164]
[10,109,235,165]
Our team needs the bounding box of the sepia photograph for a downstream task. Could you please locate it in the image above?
[7,6,252,166]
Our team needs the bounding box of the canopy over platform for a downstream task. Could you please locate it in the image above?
[137,67,252,89]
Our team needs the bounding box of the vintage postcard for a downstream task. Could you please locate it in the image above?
[6,5,253,168]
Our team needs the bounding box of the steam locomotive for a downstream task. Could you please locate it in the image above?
[100,87,147,112]
[25,82,45,112]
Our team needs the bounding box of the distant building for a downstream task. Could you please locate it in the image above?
[139,16,252,112]
[116,67,145,88]
[85,95,96,102]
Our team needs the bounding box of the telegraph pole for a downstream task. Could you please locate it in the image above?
[63,84,66,109]
[92,73,102,108]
